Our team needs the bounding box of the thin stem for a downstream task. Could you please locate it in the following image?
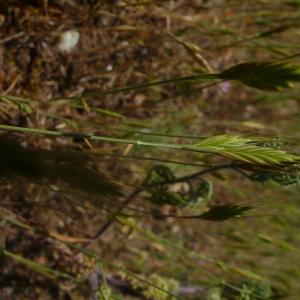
[214,25,290,50]
[278,51,300,62]
[83,73,219,96]
[81,188,142,250]
[0,124,209,153]
[83,163,234,248]
[0,124,183,149]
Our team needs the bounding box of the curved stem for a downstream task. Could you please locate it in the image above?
[84,163,235,248]
[81,188,143,250]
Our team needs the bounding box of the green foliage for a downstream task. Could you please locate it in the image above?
[121,272,179,300]
[18,102,33,114]
[3,250,76,282]
[223,280,272,300]
[149,189,190,208]
[248,171,300,187]
[258,233,296,252]
[207,287,223,300]
[187,179,213,207]
[97,284,122,300]
[145,165,213,208]
[0,95,33,114]
[219,62,300,91]
[206,281,272,299]
[143,274,179,300]
[145,165,176,186]
[196,135,299,166]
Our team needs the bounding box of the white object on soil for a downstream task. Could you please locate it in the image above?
[58,30,80,53]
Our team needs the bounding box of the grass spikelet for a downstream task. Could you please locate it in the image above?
[219,62,300,91]
[196,135,299,166]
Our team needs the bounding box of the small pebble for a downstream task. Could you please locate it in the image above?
[58,30,80,53]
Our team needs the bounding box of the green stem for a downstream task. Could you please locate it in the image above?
[0,124,204,153]
[83,73,219,96]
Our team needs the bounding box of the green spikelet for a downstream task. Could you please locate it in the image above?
[196,135,299,166]
[219,62,300,91]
